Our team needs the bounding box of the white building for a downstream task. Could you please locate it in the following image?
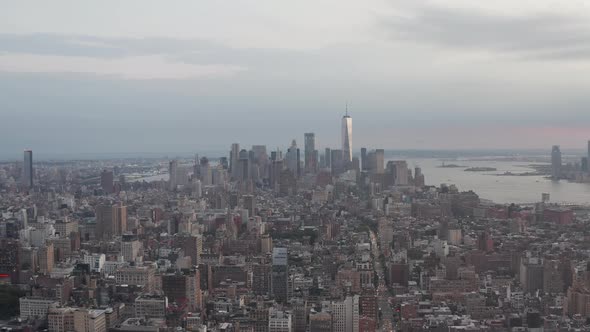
[392,160,409,186]
[121,238,142,263]
[330,296,359,332]
[30,224,55,247]
[102,260,125,276]
[83,253,106,273]
[347,295,360,332]
[268,308,292,332]
[19,297,58,320]
[342,112,353,163]
[433,239,449,258]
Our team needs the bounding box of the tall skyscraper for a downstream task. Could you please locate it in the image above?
[414,166,425,187]
[230,143,240,179]
[168,160,178,190]
[243,194,256,217]
[97,203,127,239]
[286,140,300,177]
[360,147,367,171]
[271,248,289,303]
[95,204,113,240]
[551,145,562,180]
[304,133,317,173]
[237,149,250,181]
[251,145,267,162]
[270,159,284,191]
[23,149,33,188]
[366,149,385,174]
[161,269,201,312]
[388,160,409,185]
[325,148,332,168]
[121,234,142,262]
[330,295,359,332]
[331,149,344,175]
[250,145,268,181]
[252,264,271,295]
[113,203,128,236]
[313,150,319,172]
[375,149,384,174]
[202,159,213,185]
[341,111,353,165]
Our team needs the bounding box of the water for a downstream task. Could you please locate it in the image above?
[399,158,590,205]
[128,173,168,183]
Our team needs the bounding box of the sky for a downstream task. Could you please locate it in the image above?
[1,0,590,158]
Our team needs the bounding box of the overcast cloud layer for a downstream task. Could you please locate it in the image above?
[1,0,590,157]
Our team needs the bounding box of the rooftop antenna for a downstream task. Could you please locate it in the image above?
[345,101,349,116]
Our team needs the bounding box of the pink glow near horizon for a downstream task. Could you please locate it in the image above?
[355,125,590,150]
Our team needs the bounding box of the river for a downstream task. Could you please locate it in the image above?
[396,158,590,205]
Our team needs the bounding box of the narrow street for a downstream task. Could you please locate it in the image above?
[370,230,395,332]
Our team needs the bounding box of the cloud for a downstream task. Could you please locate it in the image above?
[0,53,246,79]
[0,34,317,79]
[380,4,590,60]
[0,34,252,79]
[0,34,126,58]
[0,34,351,82]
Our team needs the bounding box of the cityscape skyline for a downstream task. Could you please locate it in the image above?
[4,2,590,331]
[2,109,590,161]
[4,116,590,330]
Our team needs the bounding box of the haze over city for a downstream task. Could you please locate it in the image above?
[2,0,590,156]
[5,2,590,332]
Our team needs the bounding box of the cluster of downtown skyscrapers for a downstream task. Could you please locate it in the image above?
[226,113,355,185]
[213,112,424,194]
[162,111,424,199]
[550,141,590,181]
[21,111,423,195]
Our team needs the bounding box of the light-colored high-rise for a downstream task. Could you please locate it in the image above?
[121,235,142,263]
[330,295,359,332]
[341,112,352,164]
[366,149,384,174]
[39,242,54,274]
[83,253,105,273]
[388,160,409,185]
[112,203,127,236]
